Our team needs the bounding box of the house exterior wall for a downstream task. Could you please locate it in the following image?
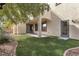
[50,3,79,39]
[17,23,26,34]
[69,21,79,39]
[46,12,61,36]
[32,9,61,37]
[13,3,79,39]
[33,12,61,37]
[13,23,26,34]
[50,3,79,20]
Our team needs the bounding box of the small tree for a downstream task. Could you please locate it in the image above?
[1,3,49,37]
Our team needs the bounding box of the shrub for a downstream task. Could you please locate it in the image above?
[0,27,13,44]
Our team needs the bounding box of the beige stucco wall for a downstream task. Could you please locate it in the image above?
[13,3,79,39]
[50,3,79,39]
[34,3,79,39]
[50,3,79,20]
[46,11,61,36]
[33,10,61,37]
[69,21,79,39]
[17,23,26,34]
[13,23,26,34]
[39,3,79,39]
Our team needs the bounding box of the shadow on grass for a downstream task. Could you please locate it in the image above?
[16,36,79,56]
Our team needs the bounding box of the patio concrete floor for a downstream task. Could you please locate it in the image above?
[27,33,47,37]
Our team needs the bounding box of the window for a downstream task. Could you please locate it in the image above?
[61,20,69,37]
[35,24,38,31]
[42,22,47,31]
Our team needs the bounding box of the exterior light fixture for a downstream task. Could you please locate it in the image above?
[72,19,79,24]
[55,3,61,6]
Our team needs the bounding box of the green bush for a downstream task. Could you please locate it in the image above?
[0,27,13,44]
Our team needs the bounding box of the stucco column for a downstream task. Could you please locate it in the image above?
[13,25,16,35]
[13,25,15,35]
[38,15,42,37]
[16,24,19,35]
[33,24,35,33]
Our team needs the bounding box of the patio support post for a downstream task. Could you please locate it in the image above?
[13,25,15,35]
[16,24,19,35]
[38,14,42,37]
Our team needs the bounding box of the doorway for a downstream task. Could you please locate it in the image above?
[26,24,33,33]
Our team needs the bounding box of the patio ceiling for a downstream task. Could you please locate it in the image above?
[26,18,49,24]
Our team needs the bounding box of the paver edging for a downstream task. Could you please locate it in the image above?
[64,47,79,56]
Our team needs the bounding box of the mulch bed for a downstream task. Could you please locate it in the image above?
[64,47,79,56]
[0,40,18,56]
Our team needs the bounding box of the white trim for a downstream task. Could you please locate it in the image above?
[59,37,69,40]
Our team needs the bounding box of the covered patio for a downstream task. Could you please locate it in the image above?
[12,10,52,37]
[12,17,51,37]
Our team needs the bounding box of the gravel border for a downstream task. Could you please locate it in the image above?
[64,47,79,56]
[0,40,18,56]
